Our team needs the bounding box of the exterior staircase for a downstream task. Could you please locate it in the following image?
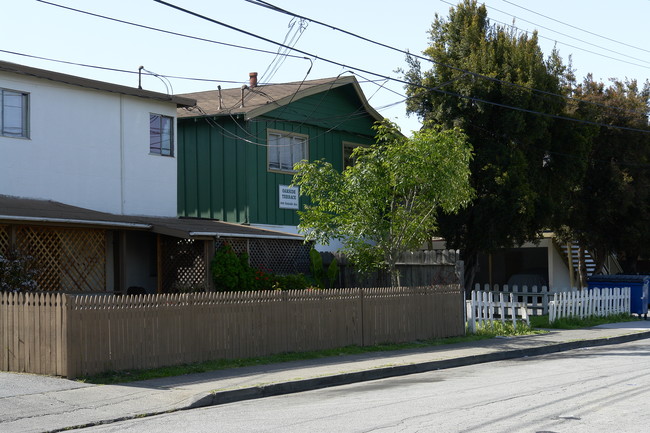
[557,241,623,278]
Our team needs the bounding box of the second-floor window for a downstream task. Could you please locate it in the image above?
[267,130,308,172]
[150,114,173,156]
[1,88,29,138]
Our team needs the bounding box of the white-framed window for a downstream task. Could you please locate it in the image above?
[149,113,173,156]
[1,88,29,138]
[267,130,308,172]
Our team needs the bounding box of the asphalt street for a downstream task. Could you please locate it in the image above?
[77,339,650,432]
[1,321,650,432]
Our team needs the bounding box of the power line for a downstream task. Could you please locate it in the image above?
[31,0,650,133]
[155,0,650,134]
[482,3,650,69]
[248,0,650,120]
[0,48,243,85]
[502,0,650,55]
[35,0,311,64]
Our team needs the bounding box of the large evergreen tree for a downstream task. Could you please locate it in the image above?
[404,0,586,288]
[561,76,650,279]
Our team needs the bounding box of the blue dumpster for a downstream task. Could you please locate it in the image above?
[587,275,649,318]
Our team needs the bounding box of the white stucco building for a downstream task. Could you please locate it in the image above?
[1,61,191,217]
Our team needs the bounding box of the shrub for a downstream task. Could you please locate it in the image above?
[210,244,316,292]
[0,249,39,292]
[308,248,339,289]
[211,244,255,291]
[272,273,311,291]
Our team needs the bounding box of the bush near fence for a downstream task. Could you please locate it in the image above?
[0,285,464,378]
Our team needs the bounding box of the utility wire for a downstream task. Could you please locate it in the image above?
[31,0,650,132]
[479,2,650,68]
[249,0,650,119]
[35,0,310,62]
[502,0,650,55]
[0,48,243,85]
[156,0,650,134]
[36,0,648,120]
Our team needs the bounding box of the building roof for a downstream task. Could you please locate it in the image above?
[0,195,303,241]
[177,75,383,122]
[0,60,196,107]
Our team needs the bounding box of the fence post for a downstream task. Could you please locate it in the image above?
[542,286,549,315]
[468,291,476,333]
[359,288,365,346]
[498,292,506,325]
[549,293,557,322]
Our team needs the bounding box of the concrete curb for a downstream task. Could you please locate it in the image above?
[46,330,650,432]
[188,330,650,409]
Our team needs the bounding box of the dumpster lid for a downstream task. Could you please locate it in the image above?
[587,274,650,283]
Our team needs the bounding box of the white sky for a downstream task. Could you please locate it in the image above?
[2,0,649,136]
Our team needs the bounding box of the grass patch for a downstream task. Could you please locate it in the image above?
[530,313,640,329]
[471,320,544,337]
[80,333,500,385]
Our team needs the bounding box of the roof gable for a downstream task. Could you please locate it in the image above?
[177,75,382,123]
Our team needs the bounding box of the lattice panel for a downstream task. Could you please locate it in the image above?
[215,238,248,256]
[161,237,206,292]
[0,225,8,256]
[15,226,106,292]
[216,237,309,275]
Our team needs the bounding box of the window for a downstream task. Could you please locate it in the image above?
[267,130,308,172]
[150,114,173,156]
[1,88,29,138]
[343,142,365,168]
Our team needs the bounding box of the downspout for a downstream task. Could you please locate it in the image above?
[119,95,126,214]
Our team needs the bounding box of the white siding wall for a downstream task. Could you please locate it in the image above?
[0,72,178,217]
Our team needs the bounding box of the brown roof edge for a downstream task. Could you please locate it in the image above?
[0,60,196,107]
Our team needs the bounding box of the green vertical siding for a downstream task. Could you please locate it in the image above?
[178,83,378,225]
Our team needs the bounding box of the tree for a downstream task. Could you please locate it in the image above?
[403,0,587,289]
[292,120,473,287]
[559,76,650,280]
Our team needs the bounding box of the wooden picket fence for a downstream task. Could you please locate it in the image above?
[548,287,630,322]
[466,290,530,333]
[0,285,464,378]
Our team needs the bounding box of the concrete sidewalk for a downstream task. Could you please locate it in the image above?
[2,322,650,433]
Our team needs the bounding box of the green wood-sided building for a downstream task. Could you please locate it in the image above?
[176,74,383,234]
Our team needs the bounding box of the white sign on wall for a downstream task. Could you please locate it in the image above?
[279,185,299,210]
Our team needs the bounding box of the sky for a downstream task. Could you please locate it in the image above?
[2,0,649,136]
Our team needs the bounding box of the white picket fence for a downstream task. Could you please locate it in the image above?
[467,290,530,333]
[548,287,630,322]
[474,284,567,315]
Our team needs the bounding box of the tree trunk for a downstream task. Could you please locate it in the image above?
[577,244,588,288]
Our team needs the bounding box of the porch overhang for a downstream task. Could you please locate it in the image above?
[0,195,304,241]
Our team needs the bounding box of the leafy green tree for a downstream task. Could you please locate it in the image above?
[403,0,587,288]
[560,76,650,279]
[293,120,473,287]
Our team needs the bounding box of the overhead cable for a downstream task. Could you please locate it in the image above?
[155,0,650,134]
[250,0,650,119]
